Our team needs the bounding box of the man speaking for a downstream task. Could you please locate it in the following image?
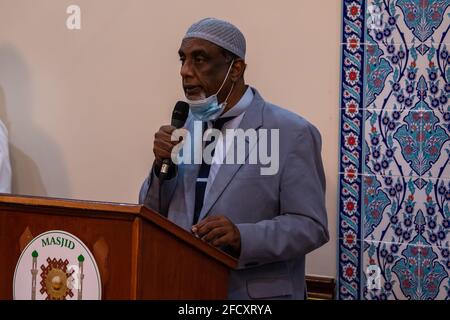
[139,17,329,299]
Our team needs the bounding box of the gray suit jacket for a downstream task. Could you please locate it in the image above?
[139,88,329,299]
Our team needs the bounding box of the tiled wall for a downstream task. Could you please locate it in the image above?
[338,0,450,299]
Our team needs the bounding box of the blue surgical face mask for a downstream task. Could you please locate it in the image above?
[185,60,235,122]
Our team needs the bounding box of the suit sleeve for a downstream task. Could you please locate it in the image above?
[138,162,178,216]
[235,123,329,269]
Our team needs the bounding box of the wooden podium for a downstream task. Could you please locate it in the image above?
[0,195,237,300]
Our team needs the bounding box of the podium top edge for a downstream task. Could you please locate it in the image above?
[0,194,142,214]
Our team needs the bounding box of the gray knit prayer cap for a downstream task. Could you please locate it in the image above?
[183,18,246,59]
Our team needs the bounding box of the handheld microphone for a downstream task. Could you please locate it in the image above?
[159,101,189,181]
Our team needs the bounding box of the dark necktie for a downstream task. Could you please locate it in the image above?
[193,116,236,225]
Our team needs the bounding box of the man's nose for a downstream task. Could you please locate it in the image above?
[180,59,194,78]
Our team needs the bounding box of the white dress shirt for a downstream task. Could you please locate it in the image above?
[204,86,254,198]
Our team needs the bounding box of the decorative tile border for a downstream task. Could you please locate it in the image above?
[338,0,367,300]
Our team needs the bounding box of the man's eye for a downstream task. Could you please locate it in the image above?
[194,57,205,63]
[179,57,185,64]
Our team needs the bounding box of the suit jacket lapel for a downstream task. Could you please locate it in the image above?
[198,89,265,221]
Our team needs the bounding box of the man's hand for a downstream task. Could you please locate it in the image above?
[153,125,181,170]
[192,215,241,257]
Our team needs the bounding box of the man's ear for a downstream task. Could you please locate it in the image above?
[230,59,246,81]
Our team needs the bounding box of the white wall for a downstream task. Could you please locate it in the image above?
[0,0,341,278]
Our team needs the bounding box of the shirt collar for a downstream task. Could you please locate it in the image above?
[220,86,254,118]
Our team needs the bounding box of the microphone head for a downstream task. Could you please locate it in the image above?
[171,101,190,128]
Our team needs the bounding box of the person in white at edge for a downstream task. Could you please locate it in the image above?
[0,119,11,193]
